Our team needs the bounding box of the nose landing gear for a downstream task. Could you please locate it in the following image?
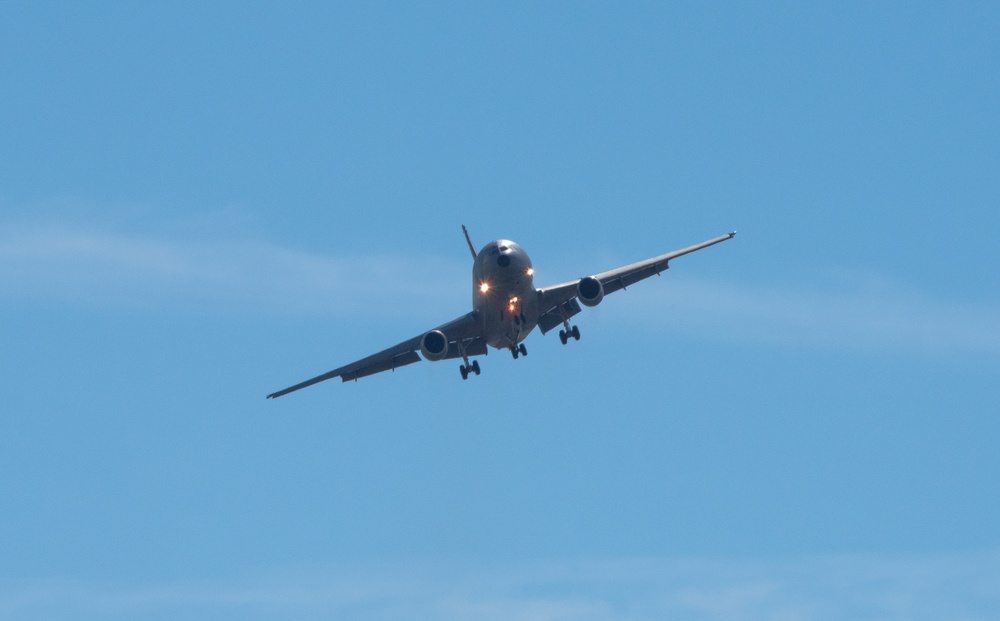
[510,343,528,359]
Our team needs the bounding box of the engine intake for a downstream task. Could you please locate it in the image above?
[420,330,449,361]
[578,276,604,307]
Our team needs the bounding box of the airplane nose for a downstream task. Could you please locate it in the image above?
[497,255,511,268]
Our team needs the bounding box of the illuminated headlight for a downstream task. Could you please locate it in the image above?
[526,268,534,276]
[480,283,490,293]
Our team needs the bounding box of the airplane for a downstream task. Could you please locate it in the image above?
[266,227,735,398]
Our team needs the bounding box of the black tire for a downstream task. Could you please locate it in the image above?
[559,330,568,345]
[460,365,468,380]
[472,360,481,375]
[571,325,581,340]
[519,344,527,356]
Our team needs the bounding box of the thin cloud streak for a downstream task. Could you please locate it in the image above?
[0,224,467,317]
[616,273,1000,357]
[1,551,997,621]
[3,224,997,356]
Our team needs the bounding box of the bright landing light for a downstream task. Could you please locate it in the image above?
[526,268,534,276]
[480,282,490,293]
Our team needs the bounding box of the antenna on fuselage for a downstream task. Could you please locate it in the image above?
[461,224,477,260]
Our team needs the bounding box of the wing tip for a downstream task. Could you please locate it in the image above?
[729,230,737,238]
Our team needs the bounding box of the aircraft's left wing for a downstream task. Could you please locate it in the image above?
[536,232,735,334]
[266,310,484,398]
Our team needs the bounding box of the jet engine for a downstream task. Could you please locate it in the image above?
[420,330,449,361]
[577,276,605,307]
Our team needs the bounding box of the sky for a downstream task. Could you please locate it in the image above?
[1,2,998,619]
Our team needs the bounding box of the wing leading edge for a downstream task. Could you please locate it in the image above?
[266,310,484,398]
[536,231,736,334]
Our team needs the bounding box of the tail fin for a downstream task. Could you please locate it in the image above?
[461,225,476,260]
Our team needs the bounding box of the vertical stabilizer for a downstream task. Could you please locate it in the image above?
[461,225,477,260]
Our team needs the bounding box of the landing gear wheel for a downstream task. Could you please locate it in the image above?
[460,365,469,380]
[510,346,519,359]
[559,329,568,345]
[471,360,481,375]
[571,325,581,341]
[518,344,527,356]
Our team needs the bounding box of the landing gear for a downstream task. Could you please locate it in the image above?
[457,339,481,380]
[510,343,527,359]
[459,359,481,380]
[558,324,581,345]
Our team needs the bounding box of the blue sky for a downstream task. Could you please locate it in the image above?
[2,2,998,619]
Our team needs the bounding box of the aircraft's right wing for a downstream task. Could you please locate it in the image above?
[266,310,485,398]
[535,232,736,334]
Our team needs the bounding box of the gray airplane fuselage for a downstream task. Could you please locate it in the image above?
[472,239,540,350]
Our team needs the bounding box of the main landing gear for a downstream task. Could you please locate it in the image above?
[459,360,480,380]
[457,340,481,380]
[509,343,528,359]
[559,324,581,345]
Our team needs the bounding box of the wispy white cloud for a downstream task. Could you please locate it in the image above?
[2,551,998,621]
[3,222,997,356]
[0,223,467,317]
[612,272,1000,357]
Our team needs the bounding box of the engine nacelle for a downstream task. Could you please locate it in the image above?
[420,330,449,361]
[577,276,605,307]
